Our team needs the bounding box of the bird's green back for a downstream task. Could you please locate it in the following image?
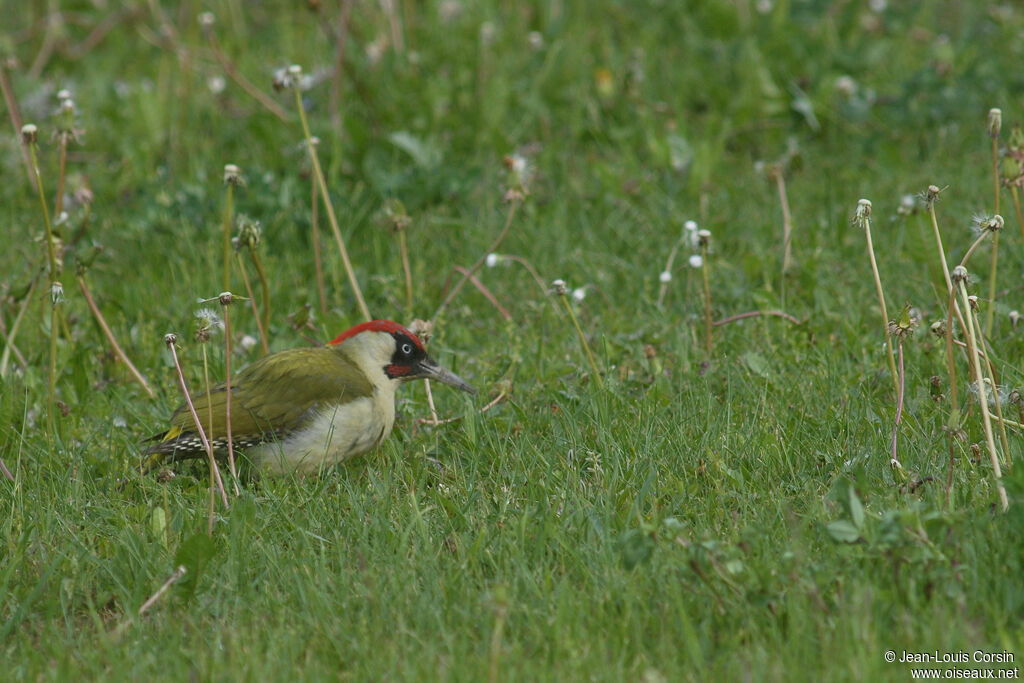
[165,346,374,442]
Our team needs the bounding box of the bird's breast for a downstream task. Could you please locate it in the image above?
[249,391,396,475]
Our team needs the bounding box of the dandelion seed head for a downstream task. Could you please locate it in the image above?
[971,213,1003,234]
[688,254,703,268]
[572,288,586,302]
[480,21,496,45]
[969,378,1010,407]
[438,1,463,22]
[485,253,500,268]
[897,194,916,215]
[659,270,672,283]
[194,308,224,331]
[223,164,244,186]
[989,108,1002,138]
[551,279,567,296]
[834,75,857,96]
[856,198,872,218]
[408,319,433,344]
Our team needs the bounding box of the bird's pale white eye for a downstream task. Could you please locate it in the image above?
[401,343,413,355]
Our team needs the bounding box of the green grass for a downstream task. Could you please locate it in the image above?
[3,0,1024,679]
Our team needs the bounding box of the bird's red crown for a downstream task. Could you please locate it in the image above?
[327,320,425,350]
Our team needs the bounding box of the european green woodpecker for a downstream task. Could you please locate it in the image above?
[145,320,475,475]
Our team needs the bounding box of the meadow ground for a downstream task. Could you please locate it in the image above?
[2,1,1023,680]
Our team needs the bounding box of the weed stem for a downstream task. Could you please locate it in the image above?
[220,295,240,494]
[859,202,898,396]
[560,295,603,389]
[434,201,519,322]
[76,273,155,398]
[293,87,371,322]
[166,334,229,524]
[235,253,270,355]
[956,281,1008,511]
[701,244,713,357]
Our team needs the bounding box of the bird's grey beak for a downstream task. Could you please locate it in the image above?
[417,356,476,395]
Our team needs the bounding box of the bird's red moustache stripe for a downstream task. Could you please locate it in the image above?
[385,363,413,378]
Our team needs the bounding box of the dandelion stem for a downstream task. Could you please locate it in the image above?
[0,456,13,482]
[971,307,1012,470]
[200,343,216,531]
[502,254,549,298]
[424,378,439,424]
[560,295,604,389]
[1,71,32,185]
[701,245,713,357]
[205,31,290,122]
[1011,186,1024,243]
[76,273,155,398]
[249,249,270,338]
[399,229,413,313]
[222,182,234,292]
[451,265,510,320]
[927,199,954,297]
[957,282,1008,511]
[48,304,58,437]
[775,172,793,273]
[27,136,62,437]
[55,136,68,217]
[713,310,801,327]
[996,416,1024,431]
[293,87,371,322]
[958,231,991,269]
[311,177,327,317]
[657,237,684,307]
[138,565,186,616]
[433,201,519,322]
[944,283,960,412]
[417,389,507,425]
[0,275,40,379]
[221,298,240,494]
[862,211,899,395]
[235,253,269,355]
[986,134,1000,337]
[889,338,905,470]
[926,197,970,354]
[166,336,229,529]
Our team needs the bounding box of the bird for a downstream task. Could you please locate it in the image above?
[144,320,475,476]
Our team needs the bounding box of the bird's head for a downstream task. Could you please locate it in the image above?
[328,320,476,394]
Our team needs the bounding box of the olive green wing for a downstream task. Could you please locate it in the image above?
[149,347,372,456]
